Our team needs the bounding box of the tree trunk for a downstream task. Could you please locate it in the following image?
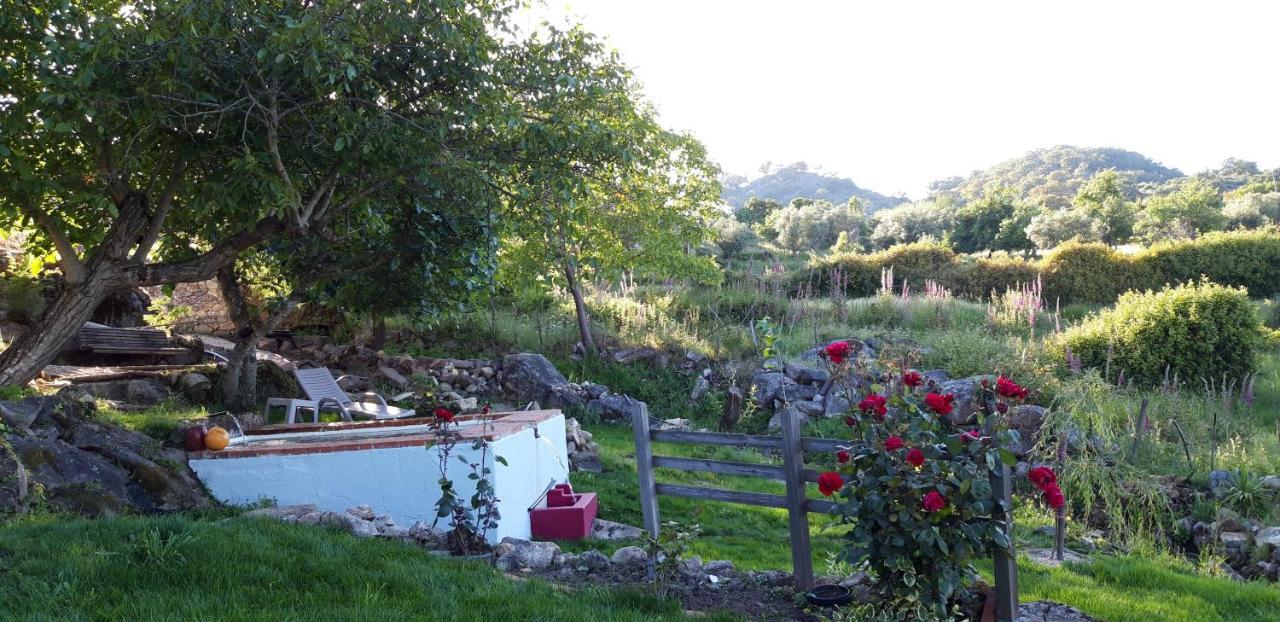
[215,265,299,411]
[0,278,109,386]
[563,256,598,357]
[369,317,388,351]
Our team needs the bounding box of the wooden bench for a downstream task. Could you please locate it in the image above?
[76,325,190,356]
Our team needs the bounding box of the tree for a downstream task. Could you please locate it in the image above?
[1135,179,1225,243]
[869,199,955,249]
[497,25,720,356]
[1024,209,1103,250]
[768,199,866,253]
[990,202,1040,255]
[1072,169,1136,245]
[736,196,781,225]
[0,0,522,386]
[949,188,1018,254]
[1223,192,1280,229]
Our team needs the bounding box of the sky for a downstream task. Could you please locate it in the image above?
[525,1,1280,198]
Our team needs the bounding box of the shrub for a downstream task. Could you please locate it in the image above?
[0,277,48,323]
[1135,230,1280,299]
[1053,280,1263,386]
[1039,241,1132,305]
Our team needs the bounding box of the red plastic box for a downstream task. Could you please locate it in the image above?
[530,483,598,540]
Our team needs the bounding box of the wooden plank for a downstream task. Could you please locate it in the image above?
[649,429,782,450]
[653,483,789,508]
[630,401,660,581]
[781,407,815,592]
[652,456,786,481]
[805,498,838,514]
[800,437,849,454]
[990,463,1018,622]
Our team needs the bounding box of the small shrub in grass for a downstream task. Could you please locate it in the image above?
[1039,241,1132,305]
[1053,280,1263,387]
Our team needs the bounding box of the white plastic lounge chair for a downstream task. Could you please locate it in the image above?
[266,367,416,423]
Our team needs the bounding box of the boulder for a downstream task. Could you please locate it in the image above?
[1006,404,1047,457]
[502,353,570,403]
[0,439,29,515]
[784,363,829,385]
[586,394,646,423]
[125,379,170,406]
[610,545,649,566]
[377,366,410,389]
[920,369,950,385]
[1256,527,1280,549]
[937,376,993,425]
[591,519,645,540]
[750,371,787,406]
[824,396,851,417]
[177,373,213,403]
[1262,475,1280,491]
[0,396,209,517]
[1208,470,1238,496]
[493,537,560,571]
[689,376,711,402]
[577,549,611,571]
[336,374,373,393]
[612,347,665,365]
[792,400,825,418]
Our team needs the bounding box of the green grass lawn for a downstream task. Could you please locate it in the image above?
[0,513,723,622]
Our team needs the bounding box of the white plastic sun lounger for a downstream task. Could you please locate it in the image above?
[264,367,416,423]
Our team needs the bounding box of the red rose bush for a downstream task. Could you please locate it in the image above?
[817,346,1041,617]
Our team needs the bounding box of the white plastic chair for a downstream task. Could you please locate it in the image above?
[289,367,416,422]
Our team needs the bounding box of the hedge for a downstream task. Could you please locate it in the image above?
[790,230,1280,305]
[1050,280,1263,386]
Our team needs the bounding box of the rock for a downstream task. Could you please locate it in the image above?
[243,504,317,520]
[569,452,603,473]
[689,376,710,402]
[750,371,787,407]
[1208,470,1239,496]
[90,288,152,328]
[552,553,575,569]
[704,560,735,574]
[125,379,169,406]
[591,519,645,540]
[784,363,829,385]
[1006,404,1047,457]
[0,439,29,515]
[1192,521,1213,550]
[502,353,570,403]
[586,395,646,423]
[346,505,377,520]
[1219,562,1246,582]
[784,383,818,401]
[767,405,809,431]
[578,550,611,571]
[328,512,380,538]
[655,418,690,431]
[920,369,950,385]
[493,537,560,571]
[1256,527,1280,548]
[1,396,209,517]
[408,521,448,548]
[610,545,649,566]
[377,366,410,389]
[178,373,212,403]
[751,570,793,587]
[824,396,851,417]
[612,347,665,365]
[1262,475,1280,491]
[336,374,372,393]
[937,376,993,425]
[792,400,825,418]
[1216,507,1248,533]
[1015,601,1100,622]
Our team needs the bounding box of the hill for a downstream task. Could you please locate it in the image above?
[929,145,1184,209]
[721,162,906,212]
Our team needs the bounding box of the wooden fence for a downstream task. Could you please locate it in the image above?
[630,403,1019,622]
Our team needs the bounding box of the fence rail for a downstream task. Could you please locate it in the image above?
[631,402,1019,622]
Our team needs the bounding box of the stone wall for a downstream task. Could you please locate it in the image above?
[145,280,235,334]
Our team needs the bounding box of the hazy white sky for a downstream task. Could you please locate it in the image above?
[526,1,1280,198]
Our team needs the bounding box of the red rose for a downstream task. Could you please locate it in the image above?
[959,429,981,442]
[902,370,924,388]
[1028,465,1057,489]
[817,471,845,497]
[433,407,455,423]
[836,449,850,464]
[481,404,491,415]
[858,393,887,419]
[824,340,853,365]
[924,392,955,416]
[922,490,946,512]
[995,402,1009,414]
[905,448,925,467]
[995,376,1029,399]
[884,436,904,451]
[844,416,858,427]
[1042,483,1065,509]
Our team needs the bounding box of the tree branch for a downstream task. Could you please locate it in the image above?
[132,156,188,262]
[116,217,285,288]
[22,203,87,285]
[264,90,303,228]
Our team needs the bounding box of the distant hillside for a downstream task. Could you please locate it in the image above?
[930,145,1184,209]
[722,162,906,212]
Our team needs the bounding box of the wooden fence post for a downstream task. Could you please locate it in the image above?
[631,400,660,580]
[780,407,815,592]
[990,463,1018,622]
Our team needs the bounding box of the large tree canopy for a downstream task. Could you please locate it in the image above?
[0,0,638,385]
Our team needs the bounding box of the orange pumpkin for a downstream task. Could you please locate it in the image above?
[204,426,230,451]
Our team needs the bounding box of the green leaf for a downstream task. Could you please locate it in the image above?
[334,136,345,152]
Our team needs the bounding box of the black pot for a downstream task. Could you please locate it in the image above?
[807,584,853,607]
